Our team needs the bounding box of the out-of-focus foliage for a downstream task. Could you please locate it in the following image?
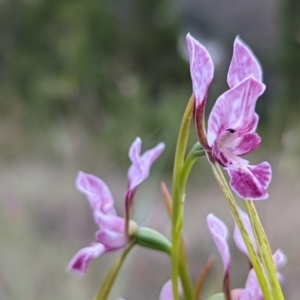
[0,0,189,149]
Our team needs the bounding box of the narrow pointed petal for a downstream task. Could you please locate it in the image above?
[128,137,142,163]
[207,76,265,147]
[186,33,214,108]
[273,249,287,269]
[227,162,272,200]
[207,214,230,272]
[230,133,261,156]
[227,36,262,88]
[233,209,256,257]
[67,243,105,275]
[127,141,165,192]
[76,171,116,215]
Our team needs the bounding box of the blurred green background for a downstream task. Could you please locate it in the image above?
[0,0,300,299]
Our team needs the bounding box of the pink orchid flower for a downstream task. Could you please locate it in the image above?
[186,34,271,200]
[68,137,165,275]
[159,279,182,300]
[207,213,286,300]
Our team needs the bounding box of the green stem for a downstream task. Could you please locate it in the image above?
[93,242,135,300]
[171,95,195,300]
[244,200,284,300]
[211,162,272,300]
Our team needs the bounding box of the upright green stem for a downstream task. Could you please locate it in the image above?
[210,162,272,300]
[244,200,284,300]
[171,95,195,300]
[93,242,135,300]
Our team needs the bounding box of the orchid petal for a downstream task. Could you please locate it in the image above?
[207,214,230,272]
[95,228,128,249]
[230,133,261,156]
[243,269,263,300]
[228,36,262,88]
[76,171,116,215]
[67,243,105,275]
[127,140,165,192]
[159,279,182,300]
[233,208,256,257]
[94,211,125,232]
[207,76,265,147]
[273,249,287,270]
[186,33,214,108]
[128,137,142,163]
[227,162,272,200]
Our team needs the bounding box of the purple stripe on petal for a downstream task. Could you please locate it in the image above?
[207,214,231,272]
[227,36,263,88]
[186,33,214,108]
[227,162,272,200]
[76,171,116,216]
[67,243,105,275]
[230,133,261,156]
[207,76,265,147]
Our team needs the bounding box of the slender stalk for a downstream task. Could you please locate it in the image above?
[210,162,272,300]
[93,242,135,300]
[244,200,284,299]
[161,183,195,299]
[171,95,195,300]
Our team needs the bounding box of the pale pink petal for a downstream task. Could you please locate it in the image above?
[243,269,263,300]
[207,76,265,147]
[228,36,262,88]
[227,162,272,200]
[207,214,230,272]
[127,141,165,192]
[231,289,246,300]
[159,280,182,300]
[95,228,127,250]
[186,33,214,108]
[273,249,287,270]
[233,208,256,257]
[128,137,142,163]
[76,171,116,215]
[230,133,261,156]
[67,243,105,275]
[94,212,125,232]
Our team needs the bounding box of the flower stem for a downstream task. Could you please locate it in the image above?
[244,200,284,299]
[210,162,272,300]
[93,242,135,300]
[171,94,195,300]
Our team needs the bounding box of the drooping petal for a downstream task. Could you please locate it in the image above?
[207,214,230,272]
[207,76,265,147]
[230,133,261,156]
[227,36,263,89]
[226,162,272,200]
[186,33,214,108]
[95,228,128,250]
[127,140,165,192]
[67,243,105,275]
[233,208,256,257]
[76,171,116,215]
[273,249,287,270]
